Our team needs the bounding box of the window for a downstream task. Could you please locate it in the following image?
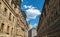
[9,13,11,21]
[0,2,1,4]
[11,0,14,5]
[13,16,14,22]
[4,8,7,16]
[22,28,25,31]
[11,28,13,35]
[6,26,9,34]
[44,10,46,16]
[1,23,4,32]
[4,8,7,12]
[0,2,1,8]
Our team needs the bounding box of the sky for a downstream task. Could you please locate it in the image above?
[21,0,45,28]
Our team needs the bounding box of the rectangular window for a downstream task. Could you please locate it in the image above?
[1,23,4,32]
[9,13,11,21]
[0,2,1,7]
[0,2,1,4]
[6,26,9,34]
[4,8,7,12]
[11,0,14,5]
[11,28,13,35]
[3,8,7,16]
[13,16,14,22]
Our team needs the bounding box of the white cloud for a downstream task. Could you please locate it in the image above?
[24,5,41,21]
[24,5,35,9]
[26,8,41,19]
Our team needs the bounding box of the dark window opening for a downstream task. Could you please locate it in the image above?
[3,8,7,16]
[0,2,1,4]
[11,28,13,35]
[1,23,4,32]
[13,16,14,22]
[4,8,7,12]
[9,13,11,21]
[44,8,46,16]
[11,0,14,5]
[22,28,25,31]
[6,26,9,34]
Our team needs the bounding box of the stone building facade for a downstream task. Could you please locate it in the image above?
[37,0,60,37]
[0,0,28,37]
[28,28,37,37]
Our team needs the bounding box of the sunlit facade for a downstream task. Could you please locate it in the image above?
[0,0,28,37]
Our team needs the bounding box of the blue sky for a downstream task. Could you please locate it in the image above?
[21,0,45,28]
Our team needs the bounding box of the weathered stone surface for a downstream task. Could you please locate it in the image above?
[37,0,60,37]
[0,0,28,37]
